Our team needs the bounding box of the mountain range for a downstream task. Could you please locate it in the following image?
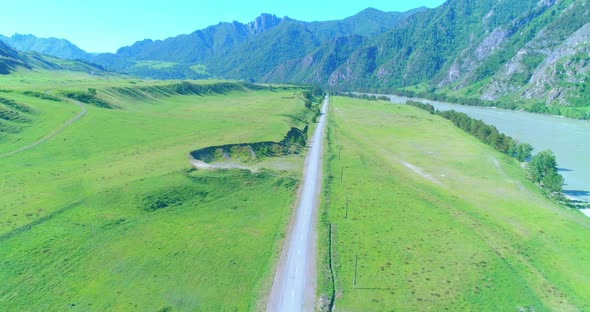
[1,0,589,118]
[0,39,102,75]
[0,33,89,60]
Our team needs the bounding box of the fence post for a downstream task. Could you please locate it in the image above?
[345,194,349,219]
[353,254,358,288]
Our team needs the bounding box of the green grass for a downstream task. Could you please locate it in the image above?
[132,60,186,70]
[189,64,209,75]
[0,170,296,311]
[319,97,590,311]
[0,75,315,310]
[0,91,80,153]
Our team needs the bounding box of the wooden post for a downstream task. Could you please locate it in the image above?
[340,166,344,183]
[345,194,349,219]
[353,254,358,288]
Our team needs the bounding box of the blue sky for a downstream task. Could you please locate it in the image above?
[1,0,446,53]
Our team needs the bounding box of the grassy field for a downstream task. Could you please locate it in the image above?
[0,91,81,153]
[0,73,315,310]
[318,96,590,311]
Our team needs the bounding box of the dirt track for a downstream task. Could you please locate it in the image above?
[0,97,87,158]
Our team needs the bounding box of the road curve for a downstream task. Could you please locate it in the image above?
[267,95,329,312]
[0,97,87,158]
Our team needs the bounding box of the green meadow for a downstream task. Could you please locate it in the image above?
[0,73,313,311]
[318,97,590,311]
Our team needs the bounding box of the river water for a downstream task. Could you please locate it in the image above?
[384,95,590,216]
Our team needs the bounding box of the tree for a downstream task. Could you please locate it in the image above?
[507,140,518,158]
[528,150,558,183]
[542,171,564,193]
[515,143,533,162]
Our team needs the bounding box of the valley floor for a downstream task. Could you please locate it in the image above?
[0,76,316,311]
[318,97,590,311]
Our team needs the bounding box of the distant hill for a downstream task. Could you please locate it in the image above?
[0,39,103,75]
[0,40,28,74]
[0,33,89,60]
[205,8,425,81]
[89,8,424,79]
[305,7,427,40]
[115,13,282,63]
[1,8,425,80]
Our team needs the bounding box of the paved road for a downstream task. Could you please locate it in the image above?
[0,97,86,158]
[267,95,329,312]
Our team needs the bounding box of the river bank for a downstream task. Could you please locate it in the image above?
[356,93,590,217]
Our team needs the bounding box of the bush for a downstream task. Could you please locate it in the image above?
[60,90,113,109]
[528,150,558,183]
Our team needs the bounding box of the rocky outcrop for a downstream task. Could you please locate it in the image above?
[438,27,509,88]
[189,127,308,167]
[480,0,590,104]
[523,23,590,104]
[247,14,284,35]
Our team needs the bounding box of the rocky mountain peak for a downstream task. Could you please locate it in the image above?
[247,13,283,35]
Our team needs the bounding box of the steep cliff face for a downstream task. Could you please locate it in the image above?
[478,0,590,105]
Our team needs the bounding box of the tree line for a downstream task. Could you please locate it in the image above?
[407,100,564,196]
[396,89,590,121]
[333,92,390,101]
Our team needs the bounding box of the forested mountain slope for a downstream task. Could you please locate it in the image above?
[319,0,590,117]
[4,1,589,117]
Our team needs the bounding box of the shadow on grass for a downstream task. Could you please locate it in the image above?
[0,200,83,243]
[563,190,590,197]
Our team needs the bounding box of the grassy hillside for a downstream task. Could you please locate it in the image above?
[318,97,590,311]
[0,90,80,153]
[0,40,104,77]
[0,75,316,310]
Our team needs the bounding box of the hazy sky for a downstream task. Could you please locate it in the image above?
[1,0,446,53]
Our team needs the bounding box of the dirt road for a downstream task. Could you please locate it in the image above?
[267,95,329,312]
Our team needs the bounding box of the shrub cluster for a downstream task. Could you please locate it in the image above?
[60,88,112,109]
[0,96,34,113]
[22,91,61,102]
